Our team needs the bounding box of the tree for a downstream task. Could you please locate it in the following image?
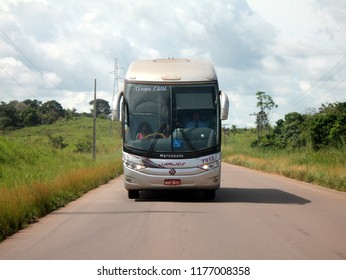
[272,112,306,149]
[307,102,346,150]
[256,91,277,131]
[89,99,111,117]
[20,107,41,127]
[254,91,277,146]
[0,102,19,129]
[65,108,78,121]
[23,99,42,109]
[40,100,65,124]
[231,124,237,135]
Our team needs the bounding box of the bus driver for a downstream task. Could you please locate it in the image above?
[185,111,207,128]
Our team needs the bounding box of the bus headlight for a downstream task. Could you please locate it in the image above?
[124,160,146,171]
[198,160,221,170]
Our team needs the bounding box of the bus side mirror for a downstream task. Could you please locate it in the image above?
[113,91,124,121]
[220,91,229,120]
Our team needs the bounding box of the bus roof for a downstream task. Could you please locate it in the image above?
[125,58,217,83]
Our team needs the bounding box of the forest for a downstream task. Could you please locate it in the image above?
[0,98,111,130]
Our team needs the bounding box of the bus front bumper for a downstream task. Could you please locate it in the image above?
[123,166,221,191]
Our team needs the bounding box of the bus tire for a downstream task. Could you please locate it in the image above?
[128,190,140,199]
[204,190,215,200]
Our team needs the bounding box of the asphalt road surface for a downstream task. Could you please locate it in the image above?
[0,163,346,260]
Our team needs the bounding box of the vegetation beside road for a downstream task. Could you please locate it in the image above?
[222,131,346,191]
[222,101,346,191]
[0,117,122,241]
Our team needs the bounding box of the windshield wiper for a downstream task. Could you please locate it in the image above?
[175,123,196,154]
[147,122,166,157]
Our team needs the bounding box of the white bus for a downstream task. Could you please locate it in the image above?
[114,58,229,199]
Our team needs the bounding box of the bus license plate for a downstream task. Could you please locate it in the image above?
[164,179,181,186]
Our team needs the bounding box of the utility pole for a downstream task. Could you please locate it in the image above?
[250,112,260,146]
[92,79,97,160]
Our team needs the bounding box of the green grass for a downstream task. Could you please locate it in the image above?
[0,117,123,241]
[1,121,345,241]
[222,131,346,191]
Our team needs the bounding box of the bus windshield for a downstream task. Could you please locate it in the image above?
[123,83,220,158]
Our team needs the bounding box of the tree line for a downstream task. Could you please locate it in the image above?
[2,96,345,151]
[249,92,346,150]
[0,99,111,130]
[264,102,346,150]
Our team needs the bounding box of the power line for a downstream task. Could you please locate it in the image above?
[0,28,64,91]
[0,29,42,73]
[0,64,37,99]
[308,75,346,104]
[0,88,13,99]
[295,59,346,106]
[277,54,346,114]
[291,67,346,113]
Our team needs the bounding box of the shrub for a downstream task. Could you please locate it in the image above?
[75,137,92,153]
[48,134,68,149]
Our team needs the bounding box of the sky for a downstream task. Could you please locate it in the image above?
[1,0,345,127]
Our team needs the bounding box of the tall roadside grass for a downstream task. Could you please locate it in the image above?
[222,131,346,191]
[0,117,123,241]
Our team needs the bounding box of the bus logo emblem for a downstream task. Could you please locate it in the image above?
[169,169,176,175]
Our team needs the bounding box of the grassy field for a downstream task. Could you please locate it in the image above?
[222,130,346,191]
[1,121,345,241]
[0,117,123,241]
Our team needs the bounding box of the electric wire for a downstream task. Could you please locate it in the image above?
[0,64,37,99]
[0,28,65,94]
[276,54,346,115]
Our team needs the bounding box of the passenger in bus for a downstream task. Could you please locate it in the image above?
[185,111,207,128]
[162,123,172,137]
[136,122,153,139]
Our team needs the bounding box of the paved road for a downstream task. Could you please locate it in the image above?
[0,163,346,260]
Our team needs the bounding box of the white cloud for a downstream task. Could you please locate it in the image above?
[41,71,62,89]
[59,90,89,112]
[0,0,345,127]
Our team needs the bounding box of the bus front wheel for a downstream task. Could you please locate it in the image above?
[128,190,140,199]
